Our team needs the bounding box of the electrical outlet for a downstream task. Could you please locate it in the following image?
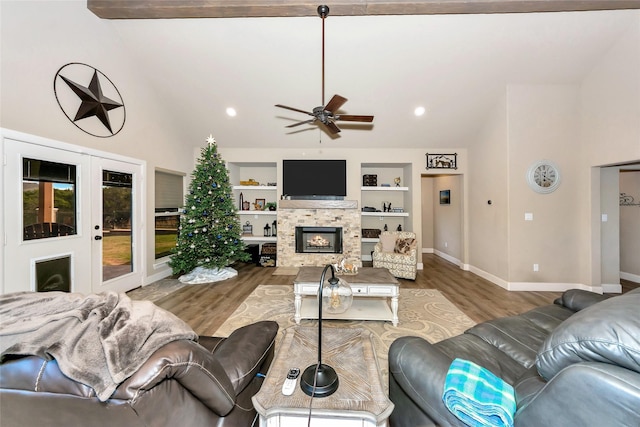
[533,264,539,272]
[444,242,448,248]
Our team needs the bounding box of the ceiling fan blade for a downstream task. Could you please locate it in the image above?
[323,94,348,113]
[336,114,374,122]
[286,119,316,128]
[275,104,314,116]
[322,121,341,134]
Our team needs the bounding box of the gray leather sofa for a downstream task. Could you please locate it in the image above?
[389,288,640,427]
[0,320,278,427]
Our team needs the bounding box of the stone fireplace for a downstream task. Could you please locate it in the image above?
[277,200,361,267]
[295,226,342,254]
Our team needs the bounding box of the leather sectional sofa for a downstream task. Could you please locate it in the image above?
[0,320,278,426]
[389,288,640,427]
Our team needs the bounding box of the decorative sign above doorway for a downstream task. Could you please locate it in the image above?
[53,63,126,138]
[426,153,457,170]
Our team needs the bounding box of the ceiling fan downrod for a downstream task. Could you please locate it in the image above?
[318,5,329,107]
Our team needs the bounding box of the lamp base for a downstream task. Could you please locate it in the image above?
[300,363,339,397]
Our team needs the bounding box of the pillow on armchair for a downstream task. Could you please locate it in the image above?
[379,233,397,252]
[394,238,416,254]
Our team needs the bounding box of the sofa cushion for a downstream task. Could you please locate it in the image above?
[537,292,640,380]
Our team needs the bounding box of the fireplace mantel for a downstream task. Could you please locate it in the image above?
[278,200,358,210]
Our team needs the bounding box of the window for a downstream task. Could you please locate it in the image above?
[22,158,77,240]
[155,170,184,259]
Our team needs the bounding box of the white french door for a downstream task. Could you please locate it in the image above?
[91,157,144,293]
[2,136,143,295]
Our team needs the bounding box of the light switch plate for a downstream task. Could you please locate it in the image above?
[525,213,533,221]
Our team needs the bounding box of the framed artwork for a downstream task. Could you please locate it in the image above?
[254,198,266,210]
[440,190,451,205]
[426,153,457,169]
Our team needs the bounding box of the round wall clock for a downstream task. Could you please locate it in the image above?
[53,63,126,138]
[526,160,561,194]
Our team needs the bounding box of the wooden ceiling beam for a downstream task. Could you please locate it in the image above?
[87,0,640,19]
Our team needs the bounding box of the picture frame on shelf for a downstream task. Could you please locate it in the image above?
[254,198,266,210]
[440,190,451,205]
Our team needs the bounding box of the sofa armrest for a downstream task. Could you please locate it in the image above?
[389,336,468,427]
[557,289,609,312]
[210,320,278,395]
[515,363,640,427]
[115,339,237,416]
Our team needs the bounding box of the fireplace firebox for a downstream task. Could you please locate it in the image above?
[295,227,343,254]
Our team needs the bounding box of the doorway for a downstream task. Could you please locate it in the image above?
[2,136,144,294]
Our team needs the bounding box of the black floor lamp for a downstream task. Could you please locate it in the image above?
[300,264,353,397]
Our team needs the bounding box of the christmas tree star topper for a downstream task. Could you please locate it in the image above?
[206,135,216,146]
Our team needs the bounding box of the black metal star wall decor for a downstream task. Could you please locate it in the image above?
[54,63,126,138]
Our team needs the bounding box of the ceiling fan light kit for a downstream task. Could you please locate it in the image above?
[275,5,374,135]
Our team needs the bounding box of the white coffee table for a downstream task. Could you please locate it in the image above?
[252,326,394,427]
[293,267,400,326]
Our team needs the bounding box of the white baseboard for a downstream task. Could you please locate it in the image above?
[467,264,604,293]
[433,249,462,268]
[507,281,603,293]
[468,265,509,289]
[602,283,622,294]
[425,251,628,293]
[621,271,640,284]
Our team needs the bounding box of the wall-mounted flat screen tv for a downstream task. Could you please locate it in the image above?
[283,159,347,200]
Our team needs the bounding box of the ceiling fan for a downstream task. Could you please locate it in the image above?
[275,5,374,135]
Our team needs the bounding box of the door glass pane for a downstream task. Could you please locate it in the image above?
[22,158,77,240]
[155,213,180,259]
[102,170,133,281]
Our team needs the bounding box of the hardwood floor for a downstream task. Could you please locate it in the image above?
[139,254,640,336]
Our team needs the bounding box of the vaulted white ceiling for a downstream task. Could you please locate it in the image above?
[5,1,638,151]
[104,9,637,149]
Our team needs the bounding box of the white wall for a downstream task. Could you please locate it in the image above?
[420,177,435,250]
[433,175,463,263]
[0,1,196,282]
[464,19,640,291]
[581,18,640,288]
[468,94,509,281]
[507,84,583,286]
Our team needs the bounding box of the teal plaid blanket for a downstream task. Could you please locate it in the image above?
[442,358,516,427]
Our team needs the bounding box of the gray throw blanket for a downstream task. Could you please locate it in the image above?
[0,291,198,401]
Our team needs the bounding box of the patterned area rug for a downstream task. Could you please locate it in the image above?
[214,285,475,391]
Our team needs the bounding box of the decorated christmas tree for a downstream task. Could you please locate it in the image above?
[170,135,249,280]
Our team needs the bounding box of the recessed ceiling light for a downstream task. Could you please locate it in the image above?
[226,107,237,117]
[414,106,426,117]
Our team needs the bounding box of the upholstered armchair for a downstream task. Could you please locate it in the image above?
[372,231,417,280]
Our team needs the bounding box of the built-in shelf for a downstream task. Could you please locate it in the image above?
[237,210,276,215]
[279,200,358,210]
[361,186,409,191]
[233,185,277,191]
[361,211,409,217]
[241,236,277,242]
[362,238,379,243]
